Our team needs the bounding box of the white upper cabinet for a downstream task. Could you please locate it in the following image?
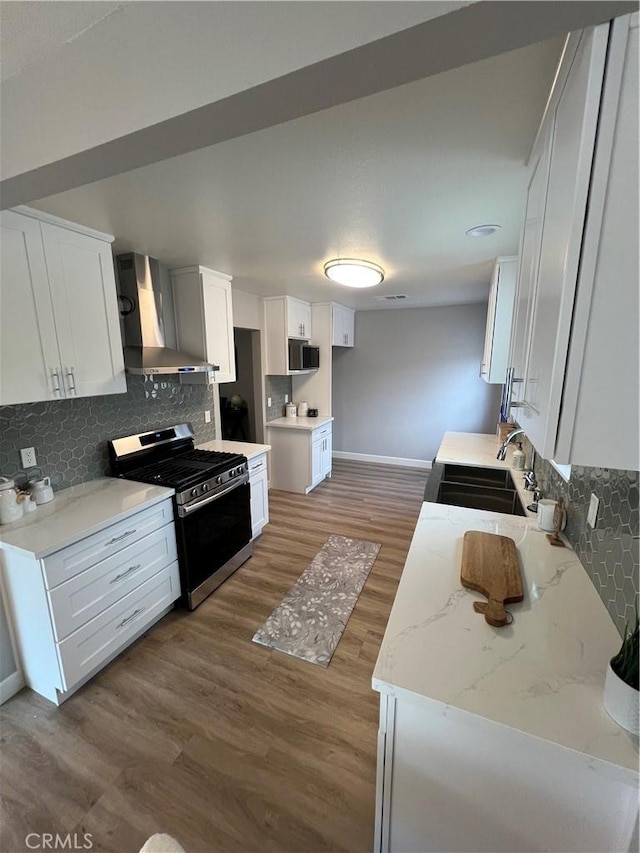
[554,15,639,470]
[264,296,313,375]
[521,25,609,458]
[480,257,517,384]
[0,207,126,405]
[511,16,638,471]
[41,223,127,399]
[508,128,552,405]
[286,297,312,340]
[171,266,236,384]
[331,303,355,348]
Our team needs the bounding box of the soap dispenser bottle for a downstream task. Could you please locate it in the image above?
[512,442,525,471]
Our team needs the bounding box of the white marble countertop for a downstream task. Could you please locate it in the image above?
[373,431,639,772]
[0,479,174,559]
[437,430,520,469]
[197,439,271,460]
[266,415,333,430]
[436,431,539,519]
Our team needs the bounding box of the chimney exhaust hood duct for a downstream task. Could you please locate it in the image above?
[116,253,216,376]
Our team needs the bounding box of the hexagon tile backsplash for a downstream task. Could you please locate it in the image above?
[518,435,639,638]
[0,375,217,492]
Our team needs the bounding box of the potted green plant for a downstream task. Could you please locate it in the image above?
[603,617,639,735]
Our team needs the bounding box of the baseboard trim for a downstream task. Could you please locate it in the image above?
[332,451,432,470]
[0,669,24,705]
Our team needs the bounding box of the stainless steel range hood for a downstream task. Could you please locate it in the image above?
[116,253,215,375]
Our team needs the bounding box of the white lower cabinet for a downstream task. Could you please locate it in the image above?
[267,421,333,494]
[248,452,269,539]
[1,498,179,705]
[311,424,332,488]
[375,692,638,853]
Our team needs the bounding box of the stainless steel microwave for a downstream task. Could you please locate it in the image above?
[288,341,320,371]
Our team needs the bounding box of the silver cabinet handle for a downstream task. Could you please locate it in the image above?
[51,367,62,397]
[66,366,77,395]
[116,607,144,629]
[110,564,141,584]
[106,529,137,546]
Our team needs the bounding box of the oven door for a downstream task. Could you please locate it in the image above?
[175,478,252,609]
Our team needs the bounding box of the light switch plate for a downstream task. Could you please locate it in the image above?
[284,394,289,403]
[267,397,272,408]
[20,447,37,468]
[204,410,211,423]
[587,493,599,528]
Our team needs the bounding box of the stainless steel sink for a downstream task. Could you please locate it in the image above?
[425,463,526,516]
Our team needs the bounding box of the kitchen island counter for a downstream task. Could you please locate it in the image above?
[371,431,638,853]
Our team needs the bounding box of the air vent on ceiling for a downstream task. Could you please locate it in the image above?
[374,294,409,301]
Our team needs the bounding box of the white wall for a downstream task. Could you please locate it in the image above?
[332,304,502,462]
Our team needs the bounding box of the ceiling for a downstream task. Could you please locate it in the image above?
[0,1,127,81]
[33,34,562,309]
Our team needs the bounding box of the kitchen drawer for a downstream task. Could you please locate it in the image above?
[48,522,177,641]
[57,560,180,691]
[248,453,267,477]
[42,498,174,589]
[312,424,331,440]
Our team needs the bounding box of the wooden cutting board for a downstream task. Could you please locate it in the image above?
[460,531,523,627]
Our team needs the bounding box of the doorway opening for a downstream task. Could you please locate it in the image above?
[220,328,264,444]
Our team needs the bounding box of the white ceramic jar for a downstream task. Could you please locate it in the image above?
[0,477,24,524]
[33,477,54,505]
[285,402,297,418]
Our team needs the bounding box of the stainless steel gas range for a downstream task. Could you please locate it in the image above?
[108,423,252,609]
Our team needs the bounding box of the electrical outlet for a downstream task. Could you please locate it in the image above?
[284,394,289,403]
[587,493,599,528]
[20,447,37,468]
[204,410,211,424]
[267,397,272,408]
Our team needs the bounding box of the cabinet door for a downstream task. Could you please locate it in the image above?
[521,26,608,458]
[480,266,499,381]
[311,434,324,487]
[249,466,269,538]
[509,131,552,406]
[287,298,311,340]
[332,305,355,347]
[201,271,236,383]
[321,429,332,477]
[41,223,126,399]
[482,259,517,384]
[0,211,61,404]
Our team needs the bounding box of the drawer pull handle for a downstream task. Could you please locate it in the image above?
[110,564,141,584]
[250,463,263,471]
[117,607,144,629]
[106,529,137,546]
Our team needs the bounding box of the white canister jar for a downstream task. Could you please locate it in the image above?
[285,402,297,418]
[297,401,308,417]
[33,477,54,505]
[0,477,24,524]
[538,498,566,532]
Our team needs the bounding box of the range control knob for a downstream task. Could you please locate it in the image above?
[202,483,209,493]
[190,487,199,498]
[216,476,222,484]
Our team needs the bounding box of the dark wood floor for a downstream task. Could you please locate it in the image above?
[0,460,427,853]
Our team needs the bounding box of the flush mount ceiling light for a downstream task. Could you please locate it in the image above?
[465,224,502,238]
[323,258,385,288]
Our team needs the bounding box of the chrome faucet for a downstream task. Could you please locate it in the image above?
[497,427,526,461]
[523,446,538,491]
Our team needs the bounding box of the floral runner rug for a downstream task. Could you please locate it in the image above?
[252,534,381,667]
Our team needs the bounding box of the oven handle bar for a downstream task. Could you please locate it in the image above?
[177,473,249,517]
